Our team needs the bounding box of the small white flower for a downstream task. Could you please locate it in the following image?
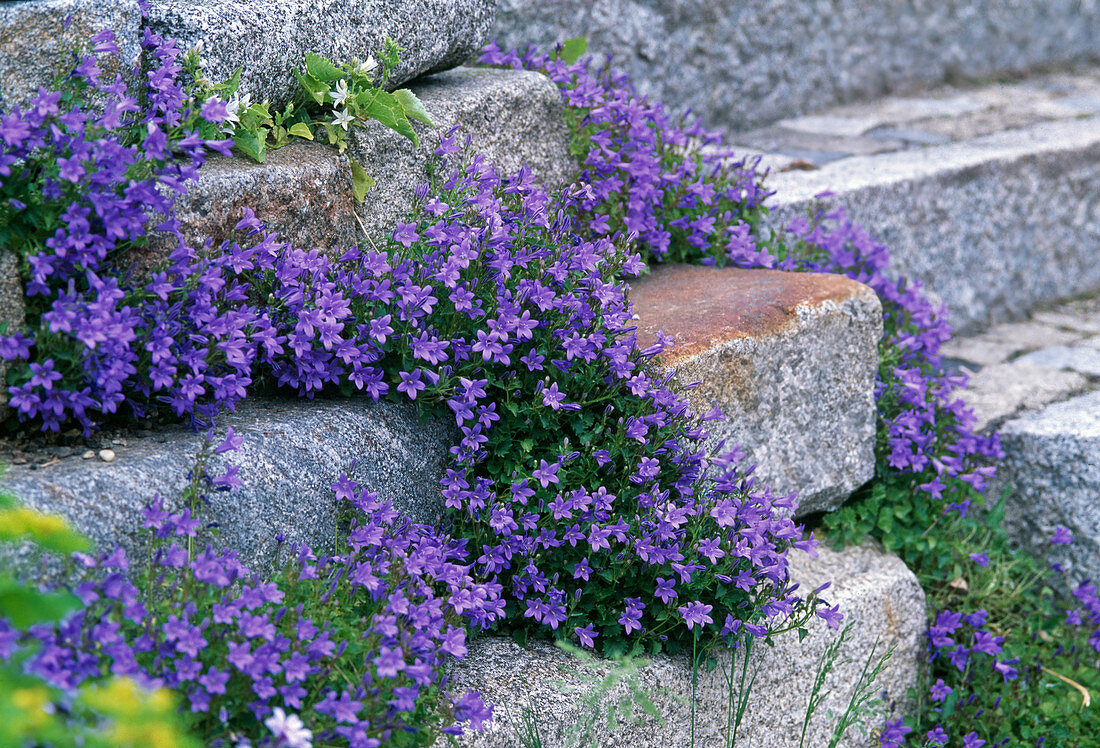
[355,54,379,75]
[265,707,313,748]
[329,78,350,107]
[332,107,354,131]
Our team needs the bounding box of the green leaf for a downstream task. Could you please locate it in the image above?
[520,438,534,453]
[233,127,268,163]
[365,90,418,146]
[393,88,434,127]
[555,37,588,64]
[349,160,374,202]
[295,71,329,105]
[288,122,314,140]
[305,53,346,82]
[0,577,82,628]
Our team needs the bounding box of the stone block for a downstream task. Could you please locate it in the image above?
[996,391,1100,582]
[493,0,1100,132]
[1015,346,1100,377]
[769,118,1100,334]
[630,265,882,515]
[0,0,143,108]
[941,321,1084,367]
[443,541,926,748]
[958,361,1086,433]
[146,0,495,108]
[173,67,572,256]
[348,67,574,241]
[1,397,455,576]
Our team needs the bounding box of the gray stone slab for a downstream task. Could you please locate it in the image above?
[0,0,143,108]
[1015,346,1100,377]
[631,266,882,515]
[443,541,925,748]
[493,0,1100,132]
[867,127,951,147]
[941,321,1084,367]
[171,66,572,258]
[769,118,1100,334]
[736,126,903,160]
[959,361,1087,433]
[349,67,574,241]
[146,0,494,107]
[1031,310,1100,335]
[996,391,1100,582]
[1,397,455,576]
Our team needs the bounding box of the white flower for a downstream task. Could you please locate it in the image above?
[265,708,313,748]
[220,92,251,134]
[332,107,354,131]
[354,54,378,75]
[329,79,350,107]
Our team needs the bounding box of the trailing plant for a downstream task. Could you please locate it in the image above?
[481,38,1099,745]
[0,490,199,747]
[188,39,433,200]
[8,443,500,746]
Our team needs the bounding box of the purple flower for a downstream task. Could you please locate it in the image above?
[968,552,989,567]
[574,624,598,648]
[929,678,952,702]
[1051,526,1074,544]
[678,601,714,630]
[816,604,843,630]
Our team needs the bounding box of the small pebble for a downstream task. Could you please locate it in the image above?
[98,449,116,463]
[82,450,95,460]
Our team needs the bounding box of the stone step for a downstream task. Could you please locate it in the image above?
[754,67,1100,335]
[169,66,572,256]
[1,398,455,577]
[947,292,1100,583]
[442,540,926,748]
[492,0,1100,133]
[3,265,880,571]
[630,265,881,516]
[0,0,493,108]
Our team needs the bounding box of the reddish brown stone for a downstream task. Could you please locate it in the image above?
[630,264,873,367]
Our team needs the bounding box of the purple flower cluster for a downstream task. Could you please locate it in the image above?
[0,28,234,433]
[484,41,1001,518]
[10,471,501,746]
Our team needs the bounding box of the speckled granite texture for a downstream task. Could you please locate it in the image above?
[493,0,1100,132]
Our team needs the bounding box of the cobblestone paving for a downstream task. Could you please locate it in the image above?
[729,67,1100,173]
[944,292,1100,431]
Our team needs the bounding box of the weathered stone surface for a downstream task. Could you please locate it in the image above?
[996,391,1100,581]
[171,142,359,258]
[443,541,925,747]
[941,320,1084,367]
[630,265,882,515]
[174,67,572,255]
[146,0,495,108]
[769,118,1100,334]
[958,362,1086,433]
[0,0,143,108]
[1,397,454,576]
[349,66,574,241]
[1015,346,1100,377]
[0,251,25,414]
[493,0,1100,132]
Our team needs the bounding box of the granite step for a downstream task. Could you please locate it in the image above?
[945,291,1100,584]
[0,0,493,108]
[443,540,926,748]
[168,65,573,258]
[745,67,1100,335]
[1,398,456,578]
[630,265,882,516]
[3,265,881,572]
[493,0,1100,133]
